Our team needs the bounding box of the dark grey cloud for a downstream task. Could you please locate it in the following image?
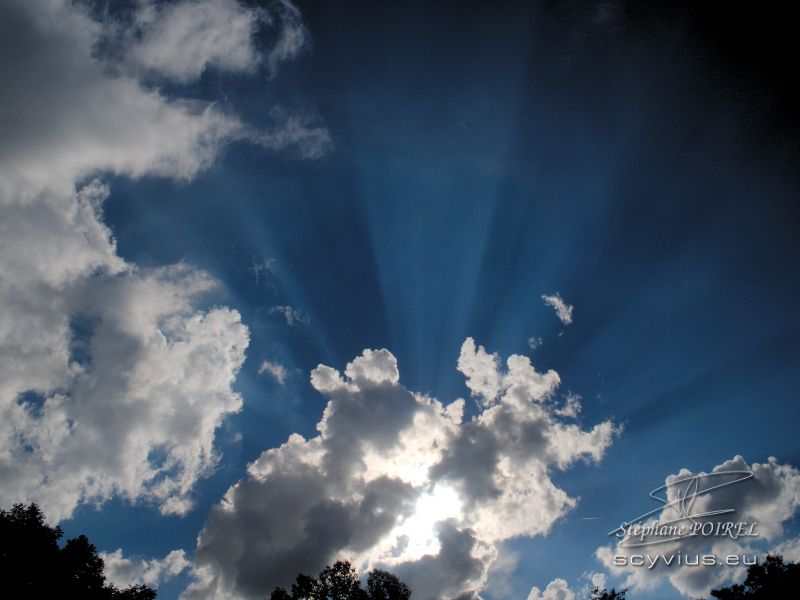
[185,342,619,600]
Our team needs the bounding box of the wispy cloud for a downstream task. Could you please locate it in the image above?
[259,360,289,384]
[269,305,309,326]
[542,293,574,325]
[250,257,277,289]
[184,340,619,600]
[555,392,582,418]
[129,0,266,83]
[254,107,334,159]
[263,0,310,78]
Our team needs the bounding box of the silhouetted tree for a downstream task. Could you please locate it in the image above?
[591,586,627,600]
[710,553,800,599]
[319,561,368,600]
[269,560,410,600]
[0,503,156,599]
[367,569,411,600]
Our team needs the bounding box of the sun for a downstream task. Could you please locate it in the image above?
[392,484,463,560]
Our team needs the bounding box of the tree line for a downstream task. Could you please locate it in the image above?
[0,503,155,599]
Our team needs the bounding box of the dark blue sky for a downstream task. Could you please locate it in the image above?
[3,1,798,599]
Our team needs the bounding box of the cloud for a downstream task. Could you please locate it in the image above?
[0,245,249,519]
[542,293,573,325]
[528,337,543,350]
[457,338,503,406]
[270,305,310,326]
[0,1,240,196]
[255,107,334,159]
[528,571,608,600]
[129,0,266,83]
[259,360,289,384]
[102,549,191,588]
[0,0,327,199]
[185,341,619,600]
[250,258,277,288]
[262,0,310,78]
[589,572,607,593]
[555,392,582,418]
[527,578,575,600]
[0,0,324,521]
[596,456,800,597]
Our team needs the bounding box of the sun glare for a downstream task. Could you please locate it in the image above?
[394,485,462,560]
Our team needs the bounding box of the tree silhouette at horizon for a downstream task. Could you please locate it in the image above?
[269,559,411,600]
[0,502,156,599]
[710,553,800,599]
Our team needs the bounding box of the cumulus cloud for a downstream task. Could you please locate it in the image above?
[528,336,543,350]
[0,238,249,519]
[259,360,289,384]
[528,571,607,600]
[102,548,191,588]
[0,0,324,521]
[457,338,503,406]
[542,293,573,325]
[185,341,619,600]
[527,578,575,600]
[596,456,800,597]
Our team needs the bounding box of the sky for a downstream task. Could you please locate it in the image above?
[1,1,798,600]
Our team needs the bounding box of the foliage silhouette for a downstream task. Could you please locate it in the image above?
[710,553,800,599]
[591,586,627,600]
[0,502,156,599]
[367,569,411,600]
[269,560,410,600]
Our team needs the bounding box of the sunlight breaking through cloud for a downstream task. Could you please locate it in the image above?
[185,340,620,600]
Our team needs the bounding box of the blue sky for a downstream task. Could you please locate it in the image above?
[1,1,798,599]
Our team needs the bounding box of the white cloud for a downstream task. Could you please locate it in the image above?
[555,392,582,418]
[771,535,800,563]
[542,293,573,325]
[527,578,575,600]
[130,0,265,83]
[457,338,503,406]
[259,360,289,384]
[102,548,191,588]
[262,0,310,78]
[596,456,800,598]
[0,246,249,520]
[589,572,607,593]
[528,336,542,350]
[529,571,607,600]
[269,305,310,326]
[0,2,241,196]
[255,107,333,159]
[185,341,619,600]
[0,0,327,200]
[0,0,324,521]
